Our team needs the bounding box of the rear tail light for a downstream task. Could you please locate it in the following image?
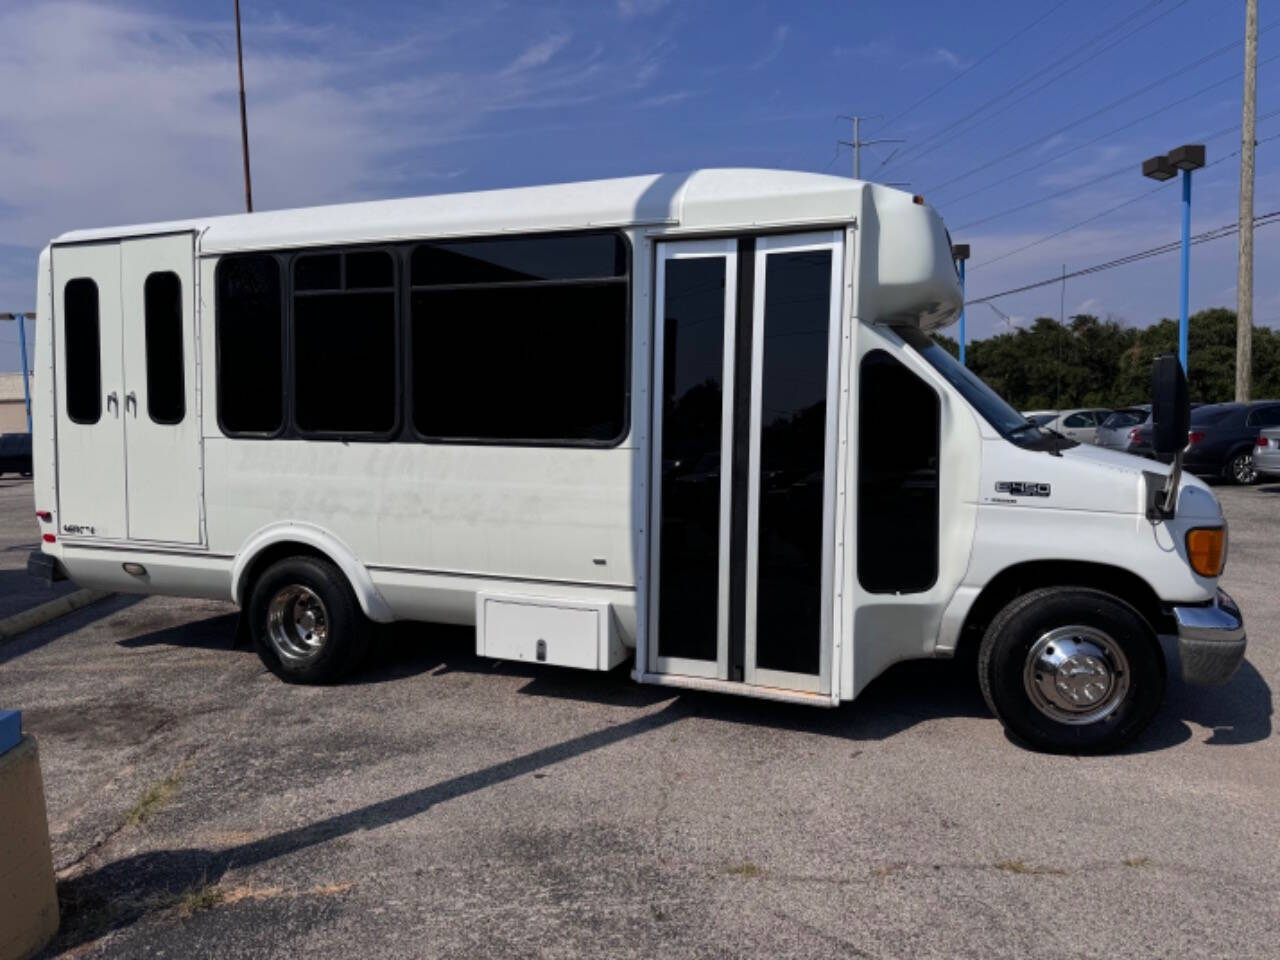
[42,533,56,544]
[1128,428,1141,443]
[1259,435,1270,447]
[1187,431,1205,447]
[1186,527,1226,577]
[35,510,51,522]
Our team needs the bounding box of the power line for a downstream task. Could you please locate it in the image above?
[878,0,1072,133]
[902,0,1199,172]
[937,52,1280,209]
[922,27,1275,197]
[881,0,1180,172]
[951,107,1280,232]
[970,131,1280,270]
[966,209,1280,305]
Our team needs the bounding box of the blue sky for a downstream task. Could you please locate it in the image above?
[1,0,1275,370]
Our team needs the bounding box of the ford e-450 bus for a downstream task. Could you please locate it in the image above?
[27,169,1246,752]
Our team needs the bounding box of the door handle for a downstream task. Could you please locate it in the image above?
[106,391,119,417]
[125,392,137,417]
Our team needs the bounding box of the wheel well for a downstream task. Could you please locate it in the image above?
[956,560,1173,659]
[236,541,331,608]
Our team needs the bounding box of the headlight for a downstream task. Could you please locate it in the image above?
[1186,526,1227,577]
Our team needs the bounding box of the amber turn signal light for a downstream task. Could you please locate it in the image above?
[1186,527,1226,578]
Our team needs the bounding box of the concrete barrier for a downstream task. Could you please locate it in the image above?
[0,724,59,960]
[0,589,111,645]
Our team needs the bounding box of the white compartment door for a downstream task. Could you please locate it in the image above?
[119,233,202,544]
[51,242,127,541]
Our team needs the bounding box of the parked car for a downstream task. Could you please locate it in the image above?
[1023,407,1113,444]
[1096,406,1150,450]
[1130,400,1280,483]
[1255,427,1280,479]
[0,433,32,476]
[1021,409,1058,428]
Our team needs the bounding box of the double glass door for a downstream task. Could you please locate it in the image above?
[649,233,842,694]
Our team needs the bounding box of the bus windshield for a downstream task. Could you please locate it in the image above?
[895,325,1074,450]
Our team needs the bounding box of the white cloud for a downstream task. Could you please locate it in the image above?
[500,33,573,77]
[638,90,696,108]
[751,25,790,71]
[917,47,965,70]
[617,0,672,17]
[0,1,683,359]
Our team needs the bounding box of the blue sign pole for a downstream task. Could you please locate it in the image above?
[1178,169,1192,373]
[958,258,967,366]
[18,312,32,433]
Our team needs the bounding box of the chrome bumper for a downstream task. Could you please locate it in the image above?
[1173,589,1246,686]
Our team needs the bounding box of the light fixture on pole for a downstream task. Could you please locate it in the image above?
[952,244,970,365]
[0,312,33,433]
[1142,143,1205,373]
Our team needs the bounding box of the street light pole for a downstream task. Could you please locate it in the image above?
[952,244,970,365]
[1178,168,1193,374]
[1142,144,1205,374]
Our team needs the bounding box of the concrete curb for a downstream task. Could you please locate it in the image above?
[0,590,112,643]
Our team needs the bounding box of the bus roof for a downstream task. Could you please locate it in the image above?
[53,168,878,254]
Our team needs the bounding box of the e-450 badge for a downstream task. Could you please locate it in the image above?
[995,481,1051,497]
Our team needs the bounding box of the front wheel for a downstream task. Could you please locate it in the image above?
[978,587,1165,753]
[249,556,370,684]
[1226,451,1258,485]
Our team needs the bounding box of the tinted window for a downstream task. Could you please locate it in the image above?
[1028,413,1057,427]
[859,350,939,594]
[410,233,628,443]
[1247,405,1280,427]
[293,250,397,435]
[64,278,102,424]
[1102,410,1143,429]
[143,271,185,424]
[895,326,1032,441]
[657,256,727,663]
[411,234,626,286]
[217,255,283,434]
[1063,412,1091,428]
[755,250,831,676]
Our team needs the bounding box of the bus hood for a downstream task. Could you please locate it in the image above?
[980,438,1222,519]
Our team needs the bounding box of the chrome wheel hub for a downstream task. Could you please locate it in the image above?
[1233,454,1256,484]
[266,585,329,663]
[1023,625,1130,725]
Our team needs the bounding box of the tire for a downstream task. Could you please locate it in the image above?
[978,587,1165,754]
[1224,450,1258,485]
[248,556,370,684]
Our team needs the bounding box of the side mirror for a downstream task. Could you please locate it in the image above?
[1151,355,1189,455]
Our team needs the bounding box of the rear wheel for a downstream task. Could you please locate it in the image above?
[249,556,370,683]
[1225,450,1257,485]
[978,587,1165,753]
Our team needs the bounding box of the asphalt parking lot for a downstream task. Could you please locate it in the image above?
[1,474,1277,959]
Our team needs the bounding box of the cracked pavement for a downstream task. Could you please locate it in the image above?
[1,475,1277,959]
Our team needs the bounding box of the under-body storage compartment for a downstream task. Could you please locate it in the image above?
[476,594,626,671]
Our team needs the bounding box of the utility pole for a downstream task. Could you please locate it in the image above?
[1235,0,1257,401]
[234,0,254,213]
[838,115,903,180]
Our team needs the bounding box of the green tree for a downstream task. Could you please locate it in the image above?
[932,308,1279,409]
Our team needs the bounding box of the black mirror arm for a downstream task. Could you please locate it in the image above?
[1150,451,1183,520]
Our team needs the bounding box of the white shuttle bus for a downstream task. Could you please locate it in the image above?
[28,169,1246,752]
